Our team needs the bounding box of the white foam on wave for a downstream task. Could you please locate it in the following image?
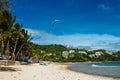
[91,64,120,67]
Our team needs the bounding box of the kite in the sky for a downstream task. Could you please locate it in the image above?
[52,19,61,27]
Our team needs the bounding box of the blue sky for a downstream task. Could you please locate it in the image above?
[12,0,120,51]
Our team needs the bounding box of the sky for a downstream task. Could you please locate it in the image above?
[11,0,120,51]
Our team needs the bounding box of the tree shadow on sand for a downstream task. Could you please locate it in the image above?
[0,67,21,72]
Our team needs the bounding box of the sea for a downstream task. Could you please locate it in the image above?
[68,61,120,78]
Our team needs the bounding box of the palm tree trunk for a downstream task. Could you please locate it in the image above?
[5,40,10,65]
[12,38,18,64]
[1,40,4,56]
[15,44,24,60]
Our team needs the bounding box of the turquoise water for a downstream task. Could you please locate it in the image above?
[68,61,120,78]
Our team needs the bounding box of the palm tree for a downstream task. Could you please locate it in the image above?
[0,10,16,64]
[0,10,11,56]
[0,0,31,64]
[11,23,29,61]
[15,29,30,59]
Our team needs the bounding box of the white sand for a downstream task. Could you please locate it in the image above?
[0,63,119,80]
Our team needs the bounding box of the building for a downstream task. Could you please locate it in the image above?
[78,51,87,55]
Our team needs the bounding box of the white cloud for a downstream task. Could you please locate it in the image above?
[25,28,55,38]
[26,28,120,51]
[97,4,113,11]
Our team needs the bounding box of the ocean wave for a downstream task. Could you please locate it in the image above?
[91,64,120,67]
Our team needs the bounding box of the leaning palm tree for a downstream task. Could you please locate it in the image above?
[15,29,30,59]
[10,23,30,62]
[10,23,24,62]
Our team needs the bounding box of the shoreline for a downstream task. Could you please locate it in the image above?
[58,63,120,80]
[0,63,119,80]
[67,65,120,79]
[67,62,120,79]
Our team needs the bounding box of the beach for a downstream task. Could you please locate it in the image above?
[0,63,119,80]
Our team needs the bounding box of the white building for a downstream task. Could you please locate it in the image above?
[78,51,87,55]
[95,52,103,57]
[62,51,69,58]
[89,54,95,58]
[106,51,113,55]
[41,50,46,53]
[69,50,75,54]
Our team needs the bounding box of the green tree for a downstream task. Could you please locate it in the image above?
[0,6,30,64]
[0,10,15,58]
